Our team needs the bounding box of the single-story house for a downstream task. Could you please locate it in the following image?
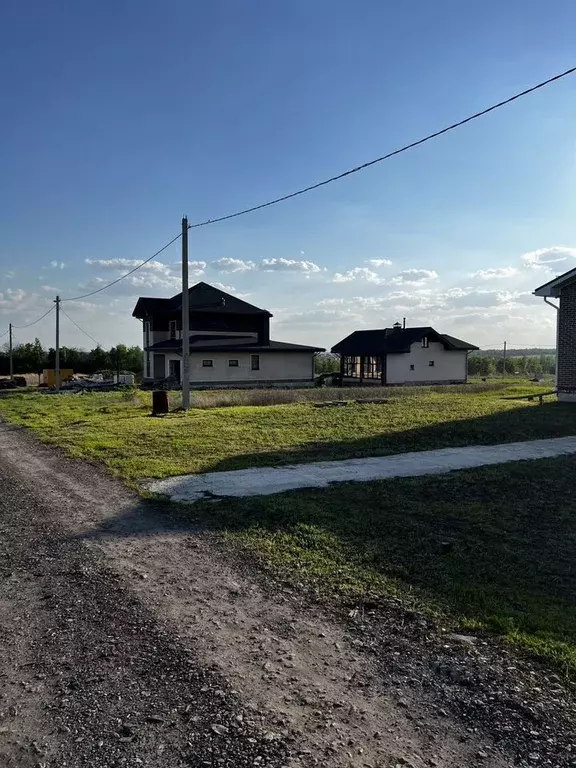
[331,323,478,385]
[132,282,324,387]
[534,266,576,402]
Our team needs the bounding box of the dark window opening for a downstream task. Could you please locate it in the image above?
[429,360,435,367]
[202,359,213,368]
[169,320,177,340]
[422,337,429,348]
[251,354,260,371]
[146,355,151,378]
[409,364,415,371]
[342,356,358,377]
[363,356,382,379]
[229,359,239,367]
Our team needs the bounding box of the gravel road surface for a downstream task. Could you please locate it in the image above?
[1,421,576,767]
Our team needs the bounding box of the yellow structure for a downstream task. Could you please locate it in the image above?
[42,369,74,387]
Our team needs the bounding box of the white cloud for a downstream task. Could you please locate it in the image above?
[333,267,381,284]
[211,258,255,273]
[366,259,393,268]
[85,258,205,275]
[125,273,181,290]
[390,269,438,285]
[470,267,518,280]
[277,308,364,326]
[260,258,321,273]
[40,285,58,292]
[50,260,65,270]
[522,246,576,270]
[4,271,15,279]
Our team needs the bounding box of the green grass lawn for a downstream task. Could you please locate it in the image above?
[0,381,574,482]
[196,457,576,679]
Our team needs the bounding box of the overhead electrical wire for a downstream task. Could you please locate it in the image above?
[62,232,183,302]
[187,65,576,229]
[60,307,102,347]
[54,64,575,302]
[12,305,55,329]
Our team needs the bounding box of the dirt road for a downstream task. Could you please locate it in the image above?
[0,422,575,767]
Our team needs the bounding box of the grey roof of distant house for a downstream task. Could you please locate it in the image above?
[133,281,272,319]
[331,326,478,355]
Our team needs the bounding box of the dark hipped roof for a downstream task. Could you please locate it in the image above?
[133,281,272,319]
[146,334,324,354]
[533,266,576,298]
[331,326,478,355]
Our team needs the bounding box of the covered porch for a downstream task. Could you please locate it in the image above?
[339,355,386,386]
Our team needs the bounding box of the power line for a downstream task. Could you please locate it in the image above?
[0,328,9,340]
[58,65,575,300]
[187,65,576,229]
[62,232,182,302]
[12,305,55,329]
[59,307,102,347]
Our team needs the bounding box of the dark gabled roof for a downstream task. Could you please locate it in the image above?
[533,266,576,298]
[331,326,478,355]
[133,281,272,319]
[146,335,324,353]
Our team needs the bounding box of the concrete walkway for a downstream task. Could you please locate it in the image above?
[146,436,576,504]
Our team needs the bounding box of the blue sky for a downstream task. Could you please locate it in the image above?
[1,0,575,351]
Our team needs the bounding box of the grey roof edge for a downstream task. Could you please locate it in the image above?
[146,338,325,353]
[533,266,576,297]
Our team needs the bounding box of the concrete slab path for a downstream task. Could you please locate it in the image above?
[146,435,576,503]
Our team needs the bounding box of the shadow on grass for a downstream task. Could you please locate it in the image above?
[204,400,576,473]
[81,401,576,676]
[190,454,576,676]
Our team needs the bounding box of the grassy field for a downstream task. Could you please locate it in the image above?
[196,457,576,679]
[0,380,573,482]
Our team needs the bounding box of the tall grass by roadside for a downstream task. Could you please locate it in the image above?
[186,379,525,409]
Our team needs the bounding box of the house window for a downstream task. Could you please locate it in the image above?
[144,320,151,347]
[202,359,213,367]
[343,356,358,377]
[169,320,177,340]
[228,359,239,367]
[251,354,260,371]
[363,356,382,379]
[422,337,429,348]
[146,355,151,378]
[429,360,435,367]
[409,364,415,371]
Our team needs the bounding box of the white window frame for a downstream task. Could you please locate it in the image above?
[422,336,429,348]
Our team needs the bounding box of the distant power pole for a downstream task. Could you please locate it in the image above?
[8,323,13,380]
[55,295,61,391]
[502,340,507,376]
[181,217,190,410]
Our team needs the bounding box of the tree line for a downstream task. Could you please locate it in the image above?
[0,338,143,377]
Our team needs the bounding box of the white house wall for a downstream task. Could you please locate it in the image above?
[386,341,467,384]
[164,351,315,383]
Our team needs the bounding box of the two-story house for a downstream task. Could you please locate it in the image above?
[331,323,478,385]
[132,282,324,387]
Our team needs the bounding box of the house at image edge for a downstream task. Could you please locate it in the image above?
[132,282,324,386]
[534,266,576,402]
[331,323,478,385]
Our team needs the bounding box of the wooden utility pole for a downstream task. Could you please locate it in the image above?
[181,217,190,410]
[55,295,61,391]
[8,323,13,380]
[502,340,507,376]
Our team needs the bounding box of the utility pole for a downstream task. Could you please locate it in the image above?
[502,340,507,376]
[181,217,190,410]
[8,323,13,380]
[55,295,61,391]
